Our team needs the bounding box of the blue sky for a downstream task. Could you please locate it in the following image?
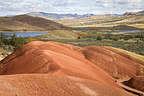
[0,0,144,16]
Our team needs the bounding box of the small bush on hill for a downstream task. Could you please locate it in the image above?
[112,37,119,41]
[97,36,102,41]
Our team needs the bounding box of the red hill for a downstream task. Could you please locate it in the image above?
[0,41,142,96]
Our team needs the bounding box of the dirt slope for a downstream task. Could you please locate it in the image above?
[0,41,116,87]
[0,74,135,96]
[0,41,142,96]
[81,46,144,79]
[80,46,144,93]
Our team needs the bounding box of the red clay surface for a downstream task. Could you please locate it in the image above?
[0,74,135,96]
[82,46,144,78]
[0,41,141,96]
[124,76,144,92]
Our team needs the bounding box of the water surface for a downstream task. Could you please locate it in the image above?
[0,32,48,38]
[119,30,141,33]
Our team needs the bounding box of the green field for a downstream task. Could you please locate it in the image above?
[38,29,144,55]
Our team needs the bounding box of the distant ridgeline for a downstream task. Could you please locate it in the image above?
[27,12,95,19]
[0,15,70,31]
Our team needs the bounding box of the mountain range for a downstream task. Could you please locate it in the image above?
[53,10,144,28]
[1,10,144,32]
[27,12,95,19]
[26,11,144,29]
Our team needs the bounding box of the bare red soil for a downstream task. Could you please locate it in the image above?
[0,41,141,96]
[82,46,144,78]
[124,76,144,92]
[0,74,135,96]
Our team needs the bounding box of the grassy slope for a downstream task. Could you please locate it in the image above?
[113,47,144,63]
[38,30,78,40]
[0,15,68,31]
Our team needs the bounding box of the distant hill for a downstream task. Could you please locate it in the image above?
[123,11,144,16]
[27,12,95,19]
[0,15,68,31]
[26,11,144,29]
[112,25,140,30]
[56,14,121,27]
[55,10,144,29]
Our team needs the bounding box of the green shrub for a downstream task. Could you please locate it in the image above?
[123,36,130,40]
[1,34,33,49]
[10,38,27,49]
[97,35,102,41]
[0,39,3,46]
[3,39,11,45]
[112,37,119,41]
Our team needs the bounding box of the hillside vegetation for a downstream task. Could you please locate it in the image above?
[0,15,68,31]
[38,30,78,40]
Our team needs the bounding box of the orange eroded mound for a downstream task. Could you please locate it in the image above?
[82,46,144,78]
[0,41,140,96]
[0,41,116,86]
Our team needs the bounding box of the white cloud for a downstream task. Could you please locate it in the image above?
[0,0,144,16]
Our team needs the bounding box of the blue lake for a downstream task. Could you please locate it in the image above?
[119,30,142,33]
[0,32,48,38]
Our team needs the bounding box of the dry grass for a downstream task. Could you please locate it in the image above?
[39,30,78,40]
[113,47,144,63]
